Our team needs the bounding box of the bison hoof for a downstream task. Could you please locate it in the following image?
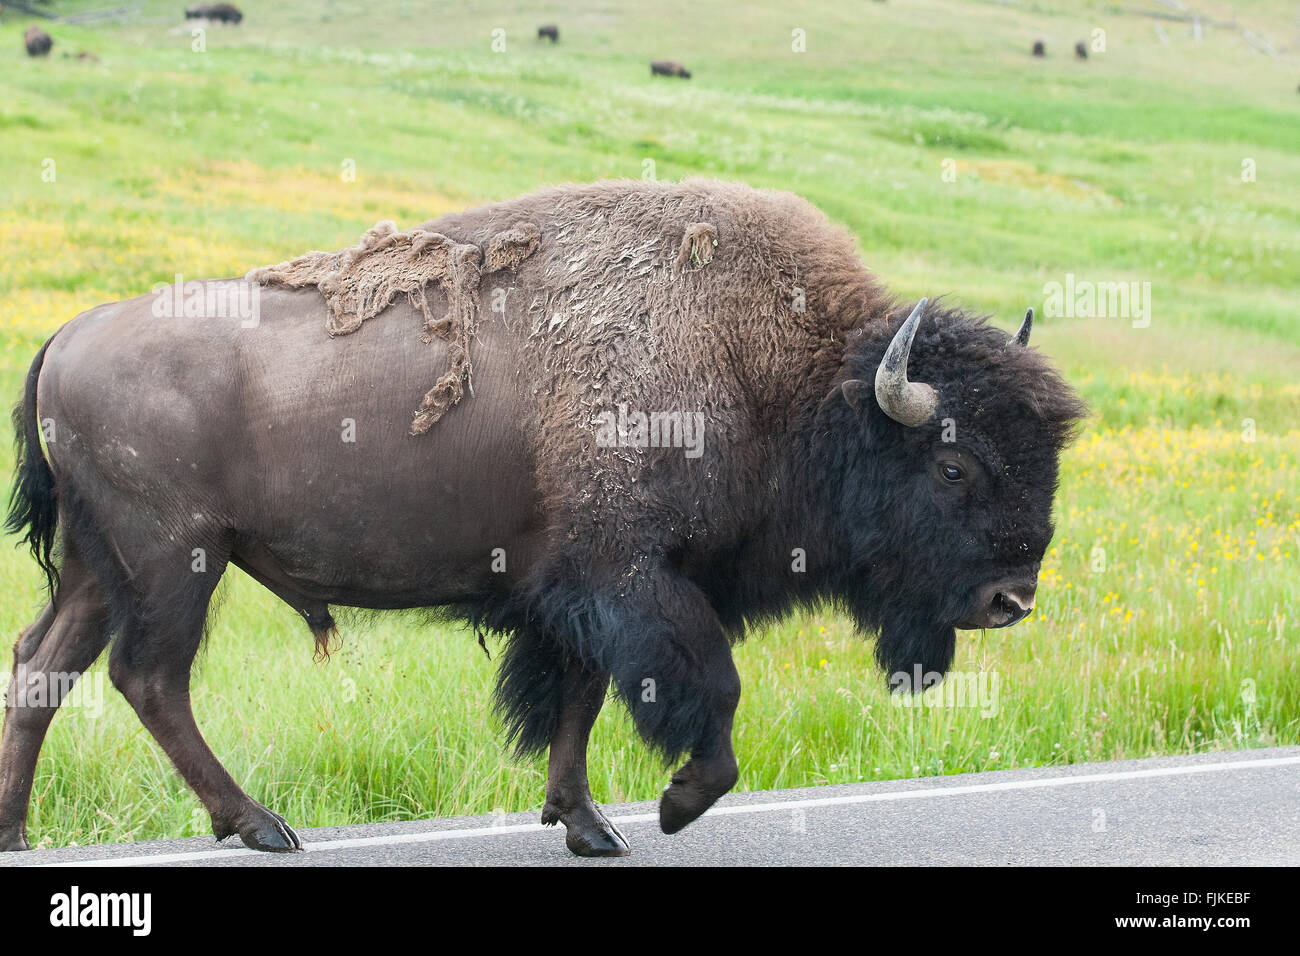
[542,797,631,857]
[659,758,737,835]
[565,817,631,858]
[569,822,629,858]
[0,825,31,852]
[229,804,302,853]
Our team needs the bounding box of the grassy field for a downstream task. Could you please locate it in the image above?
[0,0,1297,848]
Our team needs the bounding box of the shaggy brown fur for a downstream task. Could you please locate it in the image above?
[406,180,883,562]
[485,221,541,272]
[672,222,717,276]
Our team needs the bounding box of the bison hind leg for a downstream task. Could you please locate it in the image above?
[0,542,112,852]
[108,543,301,853]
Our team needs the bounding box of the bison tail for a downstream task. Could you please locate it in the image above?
[5,337,59,598]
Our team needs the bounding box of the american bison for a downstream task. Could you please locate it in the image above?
[651,59,691,79]
[1032,40,1045,57]
[1075,41,1088,60]
[537,24,559,43]
[0,180,1084,857]
[185,3,242,23]
[24,26,52,57]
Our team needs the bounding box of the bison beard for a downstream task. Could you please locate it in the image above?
[870,606,957,679]
[2,179,1085,858]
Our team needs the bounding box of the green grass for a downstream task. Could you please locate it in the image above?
[0,0,1297,848]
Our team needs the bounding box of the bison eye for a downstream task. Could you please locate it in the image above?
[940,463,965,483]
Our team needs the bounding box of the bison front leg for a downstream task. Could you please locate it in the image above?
[655,638,741,835]
[611,573,741,836]
[540,664,630,857]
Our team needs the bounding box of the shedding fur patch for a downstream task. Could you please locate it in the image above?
[485,221,541,272]
[247,221,484,436]
[673,221,718,276]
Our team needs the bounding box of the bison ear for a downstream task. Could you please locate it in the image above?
[841,379,870,415]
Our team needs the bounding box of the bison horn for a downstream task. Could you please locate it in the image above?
[1012,307,1033,347]
[874,298,938,427]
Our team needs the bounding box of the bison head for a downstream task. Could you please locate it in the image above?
[828,298,1087,679]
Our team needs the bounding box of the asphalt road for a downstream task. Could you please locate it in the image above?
[4,747,1297,866]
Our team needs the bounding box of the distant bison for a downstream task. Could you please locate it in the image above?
[1032,40,1045,57]
[1075,41,1088,60]
[537,24,559,43]
[185,3,242,23]
[651,60,691,79]
[24,26,53,57]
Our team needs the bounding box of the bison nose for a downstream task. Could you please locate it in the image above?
[993,585,1036,624]
[958,580,1037,629]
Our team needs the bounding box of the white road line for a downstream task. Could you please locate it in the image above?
[38,753,1300,867]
